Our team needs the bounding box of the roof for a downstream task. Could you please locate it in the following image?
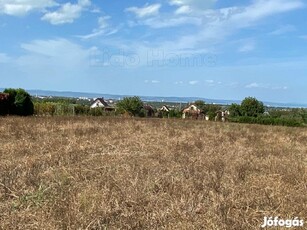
[182,104,199,112]
[143,105,154,111]
[159,105,170,112]
[91,98,109,107]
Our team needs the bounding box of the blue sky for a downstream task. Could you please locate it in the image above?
[0,0,307,103]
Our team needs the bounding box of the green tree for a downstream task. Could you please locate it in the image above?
[228,103,242,117]
[194,100,206,113]
[4,88,34,116]
[240,97,264,117]
[116,96,143,116]
[3,88,17,114]
[202,104,222,120]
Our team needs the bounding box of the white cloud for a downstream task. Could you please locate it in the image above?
[245,82,261,88]
[4,38,99,89]
[168,0,303,52]
[140,16,202,28]
[145,80,160,84]
[238,42,255,52]
[272,86,288,90]
[77,16,118,40]
[21,39,94,60]
[270,25,296,35]
[85,0,304,69]
[175,5,192,15]
[245,82,288,90]
[0,53,11,63]
[169,0,217,9]
[189,80,199,85]
[230,0,304,27]
[0,0,57,16]
[125,4,161,18]
[41,0,91,25]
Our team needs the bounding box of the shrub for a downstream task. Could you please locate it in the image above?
[116,97,143,117]
[3,88,34,116]
[240,97,264,117]
[229,116,303,127]
[74,105,90,116]
[228,103,242,117]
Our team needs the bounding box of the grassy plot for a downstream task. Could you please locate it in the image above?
[0,117,306,229]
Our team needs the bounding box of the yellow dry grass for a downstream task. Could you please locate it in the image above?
[0,116,306,229]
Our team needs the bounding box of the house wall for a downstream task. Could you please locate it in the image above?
[90,101,105,108]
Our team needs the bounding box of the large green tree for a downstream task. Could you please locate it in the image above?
[116,96,143,116]
[240,97,264,117]
[228,103,242,117]
[3,88,34,116]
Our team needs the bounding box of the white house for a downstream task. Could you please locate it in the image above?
[90,98,109,109]
[159,105,170,112]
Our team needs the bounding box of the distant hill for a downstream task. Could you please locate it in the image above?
[1,88,306,108]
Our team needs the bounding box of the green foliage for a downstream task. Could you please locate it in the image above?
[34,102,56,116]
[3,88,34,116]
[116,97,144,116]
[89,107,105,116]
[202,104,222,120]
[228,103,242,117]
[3,88,17,114]
[240,97,264,117]
[169,109,182,118]
[194,100,206,112]
[74,105,90,116]
[32,96,91,106]
[229,116,303,127]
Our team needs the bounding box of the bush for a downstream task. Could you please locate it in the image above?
[228,103,242,117]
[240,97,264,117]
[3,88,34,116]
[75,105,90,116]
[116,97,143,117]
[203,104,222,120]
[229,116,303,127]
[169,109,182,118]
[89,107,105,116]
[34,102,57,116]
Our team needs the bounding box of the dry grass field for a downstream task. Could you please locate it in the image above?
[0,116,306,229]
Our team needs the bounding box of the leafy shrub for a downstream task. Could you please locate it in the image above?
[228,103,242,117]
[240,97,264,117]
[229,116,303,127]
[3,88,34,116]
[116,97,143,117]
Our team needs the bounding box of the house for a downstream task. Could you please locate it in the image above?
[90,98,109,109]
[159,105,170,112]
[143,105,155,117]
[182,104,201,119]
[90,98,116,112]
[215,110,230,122]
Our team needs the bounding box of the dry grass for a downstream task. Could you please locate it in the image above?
[0,116,306,229]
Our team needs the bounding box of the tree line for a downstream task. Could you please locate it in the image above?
[1,88,306,127]
[228,97,305,127]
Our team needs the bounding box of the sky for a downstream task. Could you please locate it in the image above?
[0,0,307,104]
